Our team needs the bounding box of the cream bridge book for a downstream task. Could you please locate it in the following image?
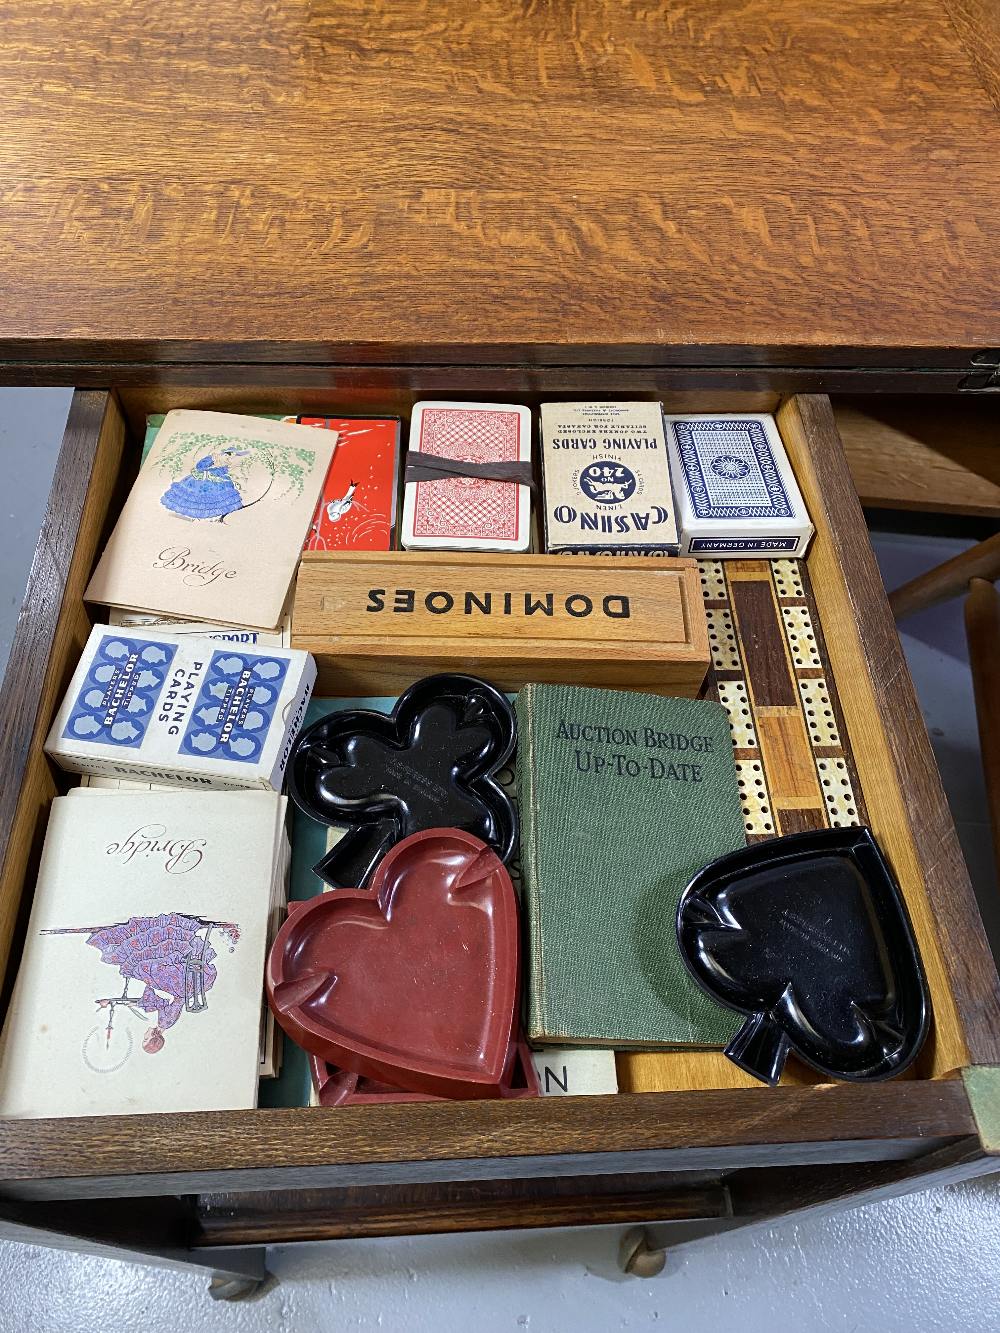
[0,791,287,1117]
[85,410,335,629]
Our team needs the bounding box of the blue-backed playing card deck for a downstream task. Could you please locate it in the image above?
[45,623,315,791]
[663,413,814,558]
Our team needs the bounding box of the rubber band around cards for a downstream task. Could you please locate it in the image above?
[404,456,536,492]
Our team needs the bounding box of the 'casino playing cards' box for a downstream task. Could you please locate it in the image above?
[45,623,315,791]
[540,402,678,555]
[401,401,532,552]
[663,413,814,558]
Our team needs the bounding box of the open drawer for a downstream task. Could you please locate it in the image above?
[0,385,998,1262]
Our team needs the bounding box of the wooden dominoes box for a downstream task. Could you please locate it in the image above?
[291,550,710,696]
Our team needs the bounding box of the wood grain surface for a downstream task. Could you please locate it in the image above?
[0,1082,976,1201]
[943,0,1000,111]
[194,1175,732,1244]
[115,383,783,439]
[835,398,1000,518]
[0,0,997,369]
[0,363,977,393]
[292,550,710,694]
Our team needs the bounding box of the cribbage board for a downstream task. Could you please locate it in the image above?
[698,557,868,842]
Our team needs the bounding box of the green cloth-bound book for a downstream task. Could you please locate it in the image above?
[516,684,744,1048]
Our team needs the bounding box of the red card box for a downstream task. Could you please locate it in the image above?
[401,401,532,552]
[295,416,400,552]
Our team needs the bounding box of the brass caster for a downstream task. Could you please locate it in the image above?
[619,1226,666,1278]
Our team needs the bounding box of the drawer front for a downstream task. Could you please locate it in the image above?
[0,385,993,1207]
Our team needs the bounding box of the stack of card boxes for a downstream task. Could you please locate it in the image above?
[45,623,316,791]
[663,413,814,558]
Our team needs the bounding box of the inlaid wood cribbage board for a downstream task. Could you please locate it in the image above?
[698,557,868,842]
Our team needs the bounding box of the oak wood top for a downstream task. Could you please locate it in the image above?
[0,0,998,370]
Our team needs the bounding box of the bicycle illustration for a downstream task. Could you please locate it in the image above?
[42,913,240,1074]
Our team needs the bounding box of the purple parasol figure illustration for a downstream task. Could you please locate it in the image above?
[43,914,240,1072]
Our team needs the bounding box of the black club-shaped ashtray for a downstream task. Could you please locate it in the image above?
[287,672,517,888]
[676,827,930,1086]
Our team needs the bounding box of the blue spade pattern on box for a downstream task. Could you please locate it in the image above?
[178,650,290,764]
[62,634,178,749]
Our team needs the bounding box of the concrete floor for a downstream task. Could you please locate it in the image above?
[0,388,998,1332]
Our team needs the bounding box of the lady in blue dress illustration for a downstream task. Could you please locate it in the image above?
[160,447,250,521]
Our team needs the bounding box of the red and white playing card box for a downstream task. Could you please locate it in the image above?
[401,401,532,553]
[293,416,401,553]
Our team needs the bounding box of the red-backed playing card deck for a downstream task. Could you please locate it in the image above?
[401,401,532,552]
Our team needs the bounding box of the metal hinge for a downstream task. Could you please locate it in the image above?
[959,350,1000,391]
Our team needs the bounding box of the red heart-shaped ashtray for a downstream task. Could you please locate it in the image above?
[266,828,521,1098]
[307,1038,539,1107]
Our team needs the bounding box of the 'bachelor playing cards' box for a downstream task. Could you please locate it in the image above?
[663,413,814,558]
[45,624,316,791]
[540,402,678,555]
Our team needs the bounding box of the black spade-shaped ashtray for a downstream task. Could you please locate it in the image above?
[288,672,517,888]
[676,827,930,1086]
